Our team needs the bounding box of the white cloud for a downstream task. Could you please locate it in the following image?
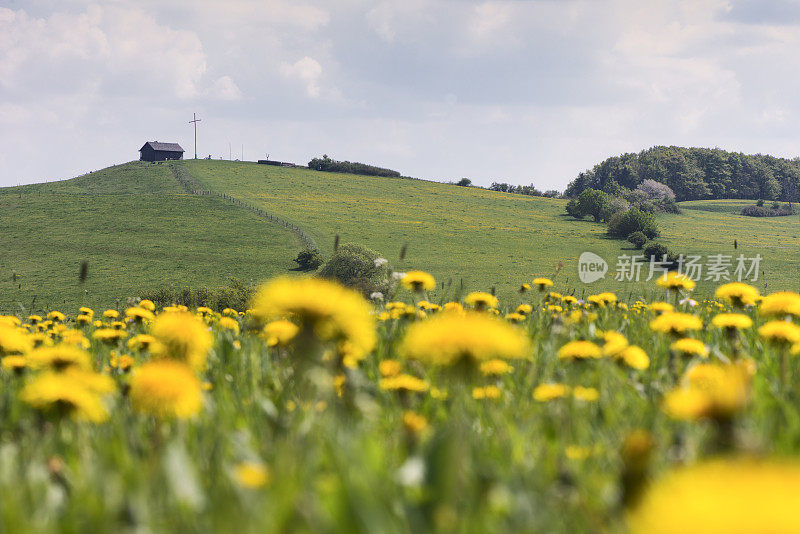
[208,76,243,101]
[280,56,324,98]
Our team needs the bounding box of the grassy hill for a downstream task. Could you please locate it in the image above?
[184,160,799,299]
[0,162,301,313]
[1,160,798,313]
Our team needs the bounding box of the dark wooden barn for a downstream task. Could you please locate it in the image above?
[139,141,185,162]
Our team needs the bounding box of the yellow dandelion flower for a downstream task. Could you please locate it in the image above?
[261,319,299,347]
[125,307,154,323]
[150,311,213,370]
[138,299,156,312]
[565,445,593,460]
[217,316,240,334]
[400,270,436,292]
[379,359,402,377]
[403,411,429,434]
[221,307,238,317]
[670,338,709,358]
[75,314,92,326]
[649,312,703,335]
[442,302,464,313]
[557,340,602,360]
[0,324,33,356]
[399,312,530,366]
[378,374,429,393]
[26,345,91,371]
[129,360,203,419]
[2,355,27,371]
[516,304,533,315]
[47,311,65,322]
[479,358,514,376]
[102,309,119,319]
[233,462,270,489]
[712,313,753,330]
[92,328,128,344]
[127,334,159,352]
[196,306,213,316]
[532,277,553,291]
[656,272,695,291]
[27,315,42,324]
[758,320,800,345]
[533,383,571,402]
[251,277,376,361]
[663,362,751,421]
[472,385,502,400]
[715,282,759,308]
[519,283,531,293]
[464,291,499,311]
[618,345,650,370]
[628,458,800,534]
[505,312,526,323]
[573,386,599,402]
[601,331,629,357]
[648,302,674,314]
[759,291,800,318]
[20,372,110,422]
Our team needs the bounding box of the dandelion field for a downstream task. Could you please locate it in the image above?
[2,271,800,532]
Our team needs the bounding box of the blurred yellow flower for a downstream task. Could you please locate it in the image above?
[573,386,599,402]
[479,358,514,376]
[758,320,800,345]
[712,313,753,330]
[401,270,436,292]
[715,282,759,308]
[251,277,376,361]
[20,371,110,423]
[533,383,570,401]
[532,278,553,290]
[26,345,91,371]
[150,311,213,370]
[0,324,32,356]
[261,319,299,347]
[403,411,429,434]
[129,360,203,419]
[628,458,800,534]
[656,272,695,291]
[378,374,429,393]
[399,312,530,366]
[663,362,751,421]
[618,345,650,370]
[557,340,602,360]
[759,291,800,318]
[670,338,709,358]
[464,291,499,311]
[649,312,702,335]
[233,462,270,489]
[379,359,402,377]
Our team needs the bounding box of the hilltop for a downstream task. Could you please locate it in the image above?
[1,159,798,312]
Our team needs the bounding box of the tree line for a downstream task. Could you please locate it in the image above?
[308,155,402,178]
[565,146,800,202]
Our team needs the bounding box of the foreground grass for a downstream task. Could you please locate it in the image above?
[1,277,799,532]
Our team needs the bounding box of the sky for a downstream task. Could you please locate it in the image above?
[2,0,800,189]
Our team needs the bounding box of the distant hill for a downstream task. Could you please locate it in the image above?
[566,146,800,202]
[1,159,798,312]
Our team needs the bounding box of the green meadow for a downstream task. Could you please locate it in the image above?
[0,163,299,313]
[1,159,798,313]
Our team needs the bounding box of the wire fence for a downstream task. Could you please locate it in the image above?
[168,162,318,251]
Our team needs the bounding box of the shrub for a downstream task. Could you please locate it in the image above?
[319,243,392,297]
[756,199,765,207]
[456,178,472,187]
[566,198,582,219]
[771,201,780,210]
[741,205,769,217]
[575,189,612,222]
[627,231,648,249]
[294,248,324,271]
[643,242,669,261]
[637,179,676,201]
[658,198,681,214]
[142,278,254,312]
[608,208,660,239]
[308,155,401,178]
[606,197,631,219]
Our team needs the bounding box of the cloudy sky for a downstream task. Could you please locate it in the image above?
[2,0,800,189]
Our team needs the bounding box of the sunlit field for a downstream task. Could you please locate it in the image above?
[1,161,797,315]
[1,270,799,532]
